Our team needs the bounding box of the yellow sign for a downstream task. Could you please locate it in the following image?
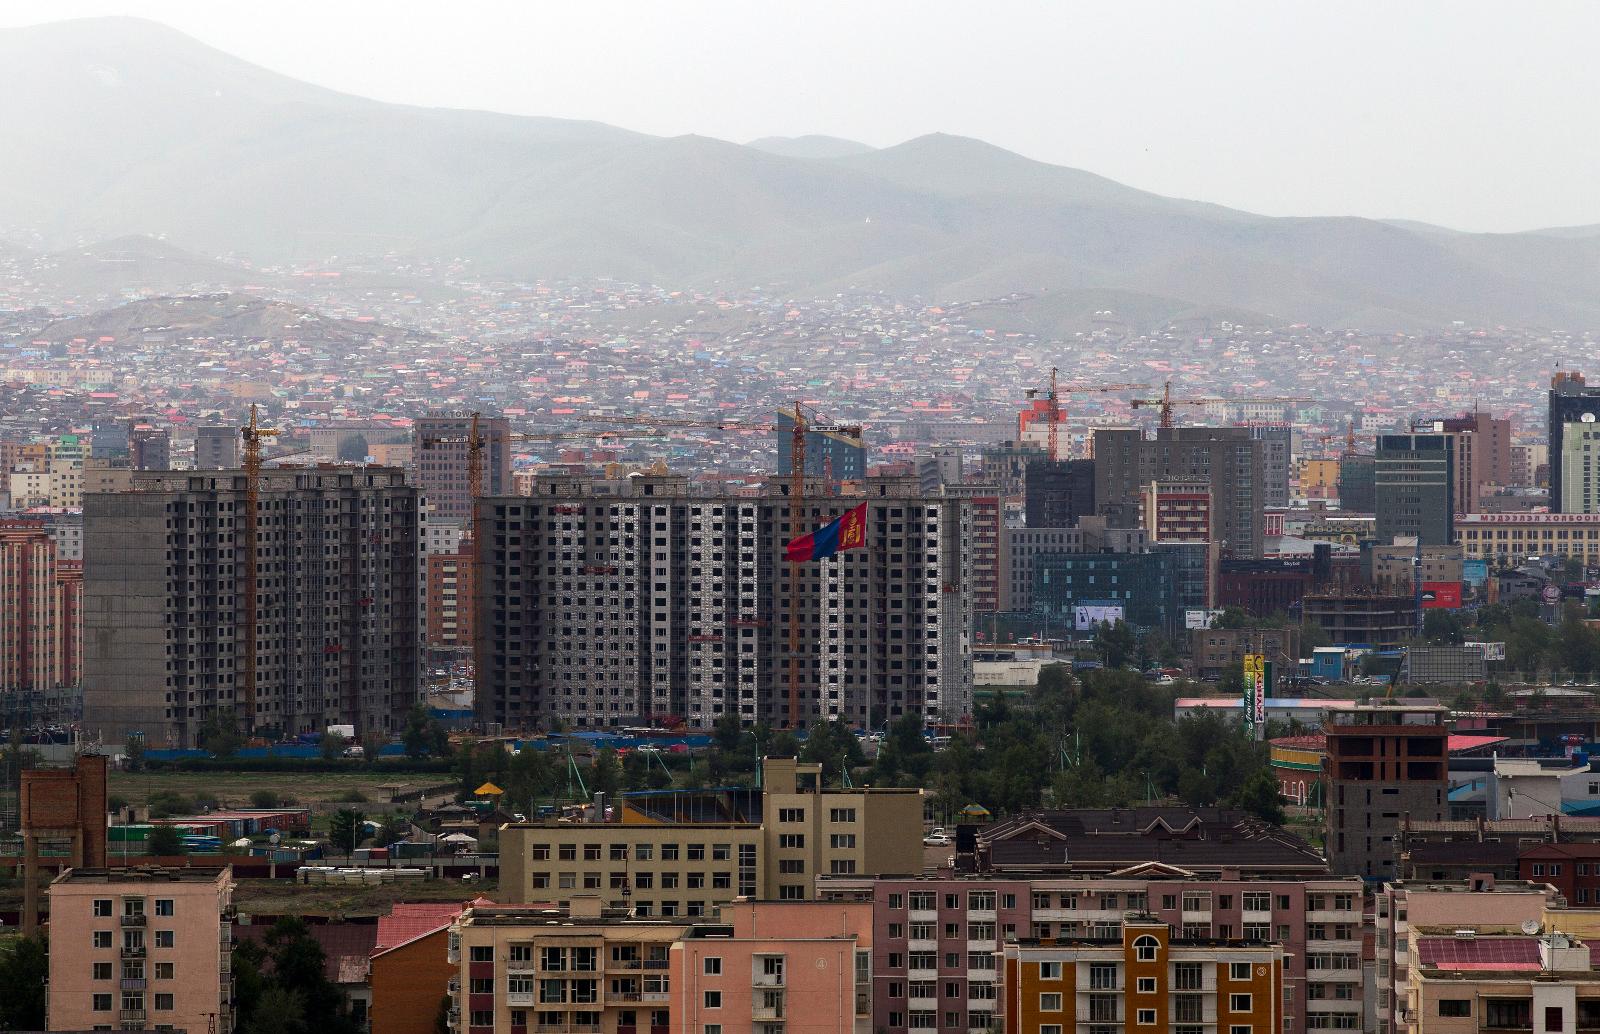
[1243,654,1263,677]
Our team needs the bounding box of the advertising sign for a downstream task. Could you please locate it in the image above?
[1074,605,1125,630]
[1463,558,1489,586]
[1184,609,1224,630]
[1242,653,1265,735]
[1420,581,1463,609]
[1543,584,1563,605]
[1466,641,1507,661]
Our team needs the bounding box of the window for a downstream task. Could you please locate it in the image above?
[1136,978,1156,994]
[778,834,805,849]
[1137,1009,1157,1025]
[1547,1006,1564,1032]
[1439,1000,1471,1017]
[703,957,722,975]
[154,930,174,949]
[1038,993,1063,1012]
[1088,964,1116,990]
[93,899,113,918]
[154,994,174,1011]
[888,893,904,910]
[93,994,112,1012]
[470,946,493,962]
[93,931,112,949]
[154,900,173,917]
[1038,961,1062,980]
[830,808,856,822]
[830,834,856,849]
[471,1013,494,1028]
[93,962,112,980]
[1230,1028,1253,1034]
[703,990,721,1009]
[778,808,805,822]
[1040,1027,1062,1034]
[1230,994,1253,1012]
[704,1027,722,1034]
[1133,935,1159,961]
[1230,962,1252,981]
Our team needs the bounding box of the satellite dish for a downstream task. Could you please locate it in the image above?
[1585,414,1597,423]
[1522,919,1542,935]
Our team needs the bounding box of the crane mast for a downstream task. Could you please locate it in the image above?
[239,404,278,737]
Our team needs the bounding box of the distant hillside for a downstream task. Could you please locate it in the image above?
[747,135,876,159]
[5,17,1600,331]
[31,293,418,348]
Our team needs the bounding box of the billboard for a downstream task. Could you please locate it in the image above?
[1184,609,1224,630]
[1463,558,1489,586]
[1243,653,1266,734]
[1465,640,1507,661]
[1420,581,1463,609]
[1074,605,1124,630]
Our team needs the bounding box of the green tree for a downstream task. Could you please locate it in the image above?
[199,711,242,757]
[1235,769,1287,825]
[799,720,866,784]
[1297,620,1331,651]
[232,938,268,1028]
[1094,620,1137,669]
[590,750,623,798]
[1216,607,1250,629]
[1422,609,1466,645]
[378,813,411,845]
[0,933,47,1030]
[123,735,147,773]
[402,703,434,758]
[250,789,281,809]
[147,824,186,856]
[242,986,307,1034]
[262,916,359,1034]
[329,808,365,855]
[319,732,347,761]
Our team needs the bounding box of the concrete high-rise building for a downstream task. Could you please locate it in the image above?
[942,483,1000,615]
[1550,371,1600,512]
[82,468,421,747]
[425,551,472,652]
[1250,422,1292,508]
[1375,432,1455,545]
[1338,453,1376,511]
[976,440,1041,497]
[1414,412,1510,513]
[193,425,240,470]
[47,866,236,1034]
[413,413,513,528]
[774,410,866,481]
[475,473,972,731]
[1324,702,1447,879]
[0,522,69,704]
[89,420,129,461]
[129,424,171,470]
[1023,458,1095,529]
[1094,426,1265,559]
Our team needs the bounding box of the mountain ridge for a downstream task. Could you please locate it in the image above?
[4,17,1599,331]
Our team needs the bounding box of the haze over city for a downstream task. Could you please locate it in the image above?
[7,8,1600,1034]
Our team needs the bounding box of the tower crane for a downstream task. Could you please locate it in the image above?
[239,404,279,736]
[1022,369,1150,461]
[1128,380,1311,429]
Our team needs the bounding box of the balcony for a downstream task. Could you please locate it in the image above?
[120,1009,147,1023]
[120,946,147,959]
[508,958,537,973]
[909,997,938,1011]
[447,979,459,995]
[909,967,938,982]
[121,978,148,991]
[753,973,786,988]
[753,1005,786,1021]
[120,914,148,927]
[506,992,536,1007]
[1308,909,1360,924]
[641,991,669,1003]
[909,909,938,923]
[966,908,997,922]
[908,938,937,952]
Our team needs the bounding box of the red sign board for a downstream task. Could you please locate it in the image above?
[1421,581,1463,609]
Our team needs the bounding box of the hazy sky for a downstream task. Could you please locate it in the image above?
[5,0,1598,233]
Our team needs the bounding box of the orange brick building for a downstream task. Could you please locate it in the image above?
[426,551,472,650]
[1001,917,1285,1034]
[371,902,469,1034]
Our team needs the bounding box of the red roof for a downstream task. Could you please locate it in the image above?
[372,902,470,956]
[1448,734,1509,753]
[1416,936,1543,971]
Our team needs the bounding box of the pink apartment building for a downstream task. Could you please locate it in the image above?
[47,866,235,1034]
[669,900,874,1034]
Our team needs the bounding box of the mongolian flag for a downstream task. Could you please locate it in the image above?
[785,502,868,562]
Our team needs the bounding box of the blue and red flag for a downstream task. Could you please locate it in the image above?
[786,502,868,562]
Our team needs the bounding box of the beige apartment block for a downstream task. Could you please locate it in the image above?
[499,758,923,912]
[47,865,235,1034]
